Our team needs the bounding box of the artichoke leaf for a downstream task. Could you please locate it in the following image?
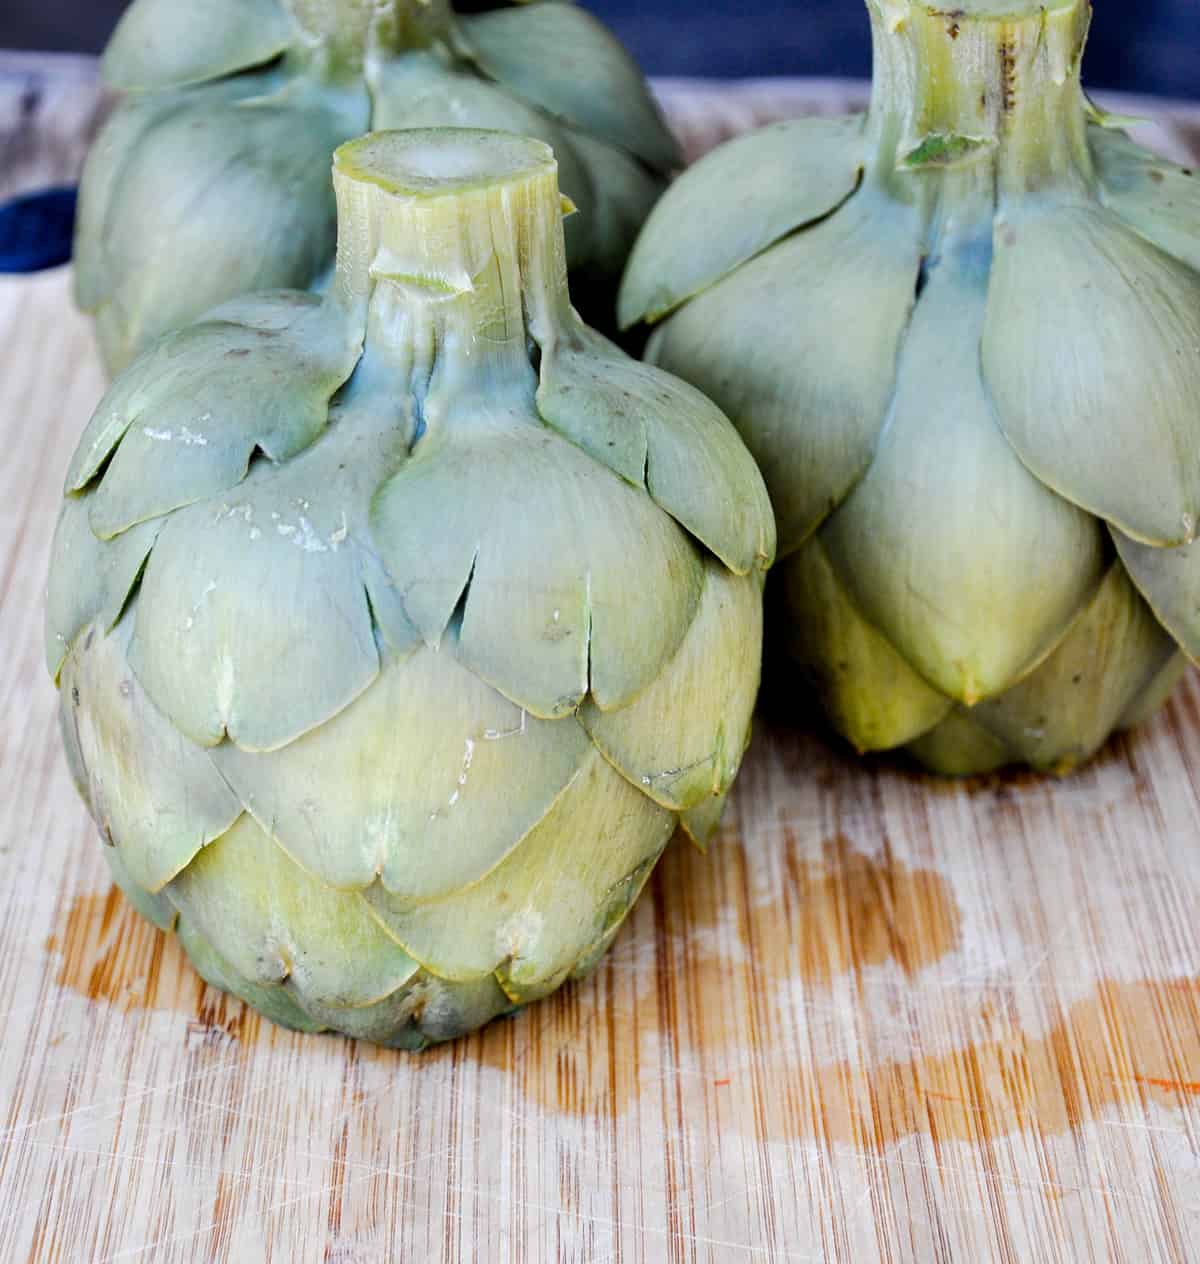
[905,710,1012,778]
[371,413,703,718]
[76,295,359,538]
[823,237,1106,705]
[1118,651,1188,731]
[458,3,680,172]
[969,564,1178,773]
[1113,528,1200,663]
[59,615,242,893]
[363,746,673,988]
[176,915,325,1034]
[45,493,160,679]
[619,116,866,327]
[105,848,179,934]
[168,814,422,1010]
[73,85,236,313]
[212,642,591,898]
[679,789,731,852]
[102,0,293,91]
[298,972,513,1050]
[562,130,664,281]
[92,78,367,373]
[537,329,775,575]
[984,200,1200,547]
[1091,126,1200,274]
[127,440,386,752]
[581,560,762,827]
[776,538,952,752]
[647,190,923,556]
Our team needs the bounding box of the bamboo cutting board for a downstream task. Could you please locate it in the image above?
[2,55,1200,1263]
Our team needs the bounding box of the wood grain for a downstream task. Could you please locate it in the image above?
[2,62,1200,1264]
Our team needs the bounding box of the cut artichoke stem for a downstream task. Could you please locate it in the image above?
[866,0,1095,200]
[331,129,574,389]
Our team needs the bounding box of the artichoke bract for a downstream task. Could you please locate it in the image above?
[621,0,1200,776]
[77,0,679,375]
[48,129,774,1047]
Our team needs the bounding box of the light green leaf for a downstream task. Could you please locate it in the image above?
[619,116,866,326]
[213,641,591,897]
[984,200,1200,546]
[647,190,922,555]
[105,848,178,933]
[1091,126,1200,274]
[459,3,680,171]
[1113,528,1200,663]
[176,916,325,1034]
[581,560,762,821]
[89,77,367,372]
[45,492,160,679]
[77,295,359,538]
[59,615,241,893]
[102,0,293,91]
[370,409,703,717]
[363,747,673,990]
[1118,652,1188,731]
[168,814,422,1010]
[776,537,952,752]
[537,328,776,574]
[823,235,1106,705]
[905,710,1012,777]
[969,564,1177,773]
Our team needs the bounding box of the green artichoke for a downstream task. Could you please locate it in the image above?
[77,0,679,375]
[621,0,1200,776]
[48,129,773,1048]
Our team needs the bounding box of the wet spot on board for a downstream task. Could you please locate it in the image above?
[48,887,260,1044]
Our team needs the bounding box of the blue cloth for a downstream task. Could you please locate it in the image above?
[0,188,76,273]
[593,0,1199,100]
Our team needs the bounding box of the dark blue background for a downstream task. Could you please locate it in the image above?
[4,1,1198,99]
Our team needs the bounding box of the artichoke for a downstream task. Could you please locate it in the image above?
[621,0,1200,776]
[47,129,773,1047]
[77,0,679,374]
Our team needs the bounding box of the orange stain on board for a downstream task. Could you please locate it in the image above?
[469,830,1200,1151]
[47,886,259,1042]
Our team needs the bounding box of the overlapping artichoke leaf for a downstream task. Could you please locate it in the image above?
[167,814,423,1010]
[619,116,867,327]
[1091,127,1200,274]
[212,641,591,897]
[822,235,1106,706]
[536,326,775,574]
[966,564,1178,772]
[298,971,513,1050]
[45,493,160,679]
[1113,529,1200,662]
[363,746,673,1000]
[984,200,1200,547]
[84,75,368,371]
[1118,652,1189,731]
[457,2,680,172]
[66,293,361,538]
[127,395,419,753]
[581,559,762,837]
[59,614,241,893]
[101,0,293,91]
[73,81,252,313]
[563,130,663,280]
[904,710,1011,778]
[370,406,704,718]
[777,538,952,751]
[105,848,179,934]
[647,189,923,556]
[176,915,325,1034]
